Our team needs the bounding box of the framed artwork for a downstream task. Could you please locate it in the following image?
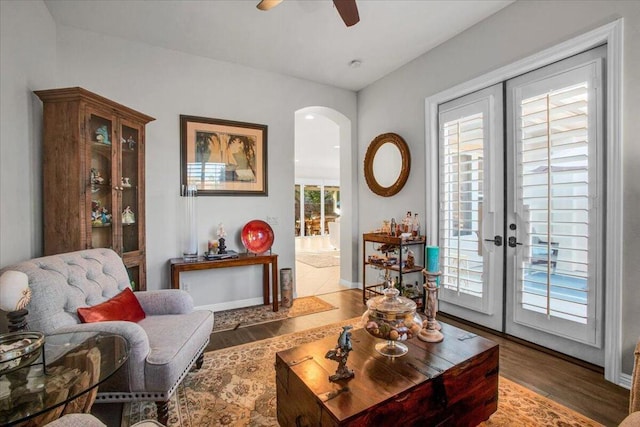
[180,115,268,196]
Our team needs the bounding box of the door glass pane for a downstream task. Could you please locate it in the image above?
[518,82,590,324]
[440,113,484,298]
[324,186,340,233]
[89,113,113,250]
[304,185,321,236]
[121,124,140,253]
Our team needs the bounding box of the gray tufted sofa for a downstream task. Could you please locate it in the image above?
[0,248,214,425]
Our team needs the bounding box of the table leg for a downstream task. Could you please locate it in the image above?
[171,266,180,289]
[272,256,279,312]
[263,263,270,306]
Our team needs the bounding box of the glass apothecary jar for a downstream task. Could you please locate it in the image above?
[362,287,422,357]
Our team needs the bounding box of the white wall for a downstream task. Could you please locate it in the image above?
[51,26,357,310]
[0,0,57,266]
[0,6,357,311]
[357,0,640,375]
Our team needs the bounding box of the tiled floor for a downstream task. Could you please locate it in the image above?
[294,235,348,297]
[295,257,345,297]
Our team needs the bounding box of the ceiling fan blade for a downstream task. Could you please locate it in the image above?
[333,0,360,27]
[257,0,283,11]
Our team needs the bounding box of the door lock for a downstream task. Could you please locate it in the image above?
[484,236,503,246]
[508,236,523,248]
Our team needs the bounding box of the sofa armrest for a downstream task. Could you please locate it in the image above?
[52,321,151,391]
[135,290,194,315]
[53,321,150,357]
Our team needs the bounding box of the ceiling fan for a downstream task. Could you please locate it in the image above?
[257,0,360,27]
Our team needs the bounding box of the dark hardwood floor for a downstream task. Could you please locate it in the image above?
[95,288,629,426]
[210,289,629,426]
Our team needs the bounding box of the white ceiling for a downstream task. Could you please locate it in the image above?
[43,0,514,181]
[44,0,513,92]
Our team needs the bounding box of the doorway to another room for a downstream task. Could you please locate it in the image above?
[294,108,347,297]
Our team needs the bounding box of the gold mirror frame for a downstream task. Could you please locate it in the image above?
[364,133,411,197]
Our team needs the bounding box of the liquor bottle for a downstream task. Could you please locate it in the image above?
[412,213,420,237]
[404,211,412,233]
[390,218,396,236]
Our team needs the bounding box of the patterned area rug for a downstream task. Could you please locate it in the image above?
[212,296,337,332]
[296,251,340,268]
[122,319,603,427]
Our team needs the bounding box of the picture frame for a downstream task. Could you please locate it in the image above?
[180,115,268,196]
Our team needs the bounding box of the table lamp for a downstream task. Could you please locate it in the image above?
[0,270,31,332]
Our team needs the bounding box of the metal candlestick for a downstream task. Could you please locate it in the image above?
[418,270,444,343]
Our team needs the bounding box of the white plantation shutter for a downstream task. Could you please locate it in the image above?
[509,57,603,346]
[437,84,503,325]
[441,112,484,297]
[520,83,590,321]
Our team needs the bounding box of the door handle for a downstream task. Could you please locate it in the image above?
[508,236,523,248]
[484,236,502,246]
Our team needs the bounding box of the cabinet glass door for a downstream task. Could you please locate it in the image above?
[88,111,115,251]
[120,122,141,254]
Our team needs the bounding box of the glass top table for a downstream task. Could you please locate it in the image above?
[0,331,128,426]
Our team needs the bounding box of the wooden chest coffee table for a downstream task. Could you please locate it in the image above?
[275,322,498,426]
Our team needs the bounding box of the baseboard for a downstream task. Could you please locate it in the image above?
[618,372,632,390]
[339,278,359,289]
[195,297,264,312]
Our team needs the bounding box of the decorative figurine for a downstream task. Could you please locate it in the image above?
[217,223,227,254]
[101,207,111,225]
[121,177,131,187]
[406,249,415,269]
[91,200,102,225]
[95,126,110,145]
[127,136,136,150]
[122,206,135,224]
[91,168,105,185]
[325,325,355,382]
[418,270,444,343]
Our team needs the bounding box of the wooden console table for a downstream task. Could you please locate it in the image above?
[169,253,280,311]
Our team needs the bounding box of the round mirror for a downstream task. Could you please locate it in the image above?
[364,133,411,197]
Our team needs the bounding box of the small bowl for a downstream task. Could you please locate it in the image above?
[0,331,45,375]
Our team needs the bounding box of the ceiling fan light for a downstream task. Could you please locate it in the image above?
[257,0,283,11]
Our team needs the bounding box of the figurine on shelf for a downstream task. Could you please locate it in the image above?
[92,209,102,225]
[122,206,135,224]
[325,325,355,382]
[121,177,131,188]
[406,249,415,269]
[127,136,136,151]
[217,223,227,254]
[101,207,112,225]
[95,126,110,145]
[91,168,105,185]
[91,200,102,225]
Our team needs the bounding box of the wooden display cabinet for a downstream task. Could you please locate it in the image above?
[362,232,426,309]
[35,87,154,290]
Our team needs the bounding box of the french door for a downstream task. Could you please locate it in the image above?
[437,83,504,332]
[437,47,605,365]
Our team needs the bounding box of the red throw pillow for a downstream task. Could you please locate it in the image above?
[77,288,146,323]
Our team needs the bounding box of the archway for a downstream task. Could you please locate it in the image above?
[294,106,356,296]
